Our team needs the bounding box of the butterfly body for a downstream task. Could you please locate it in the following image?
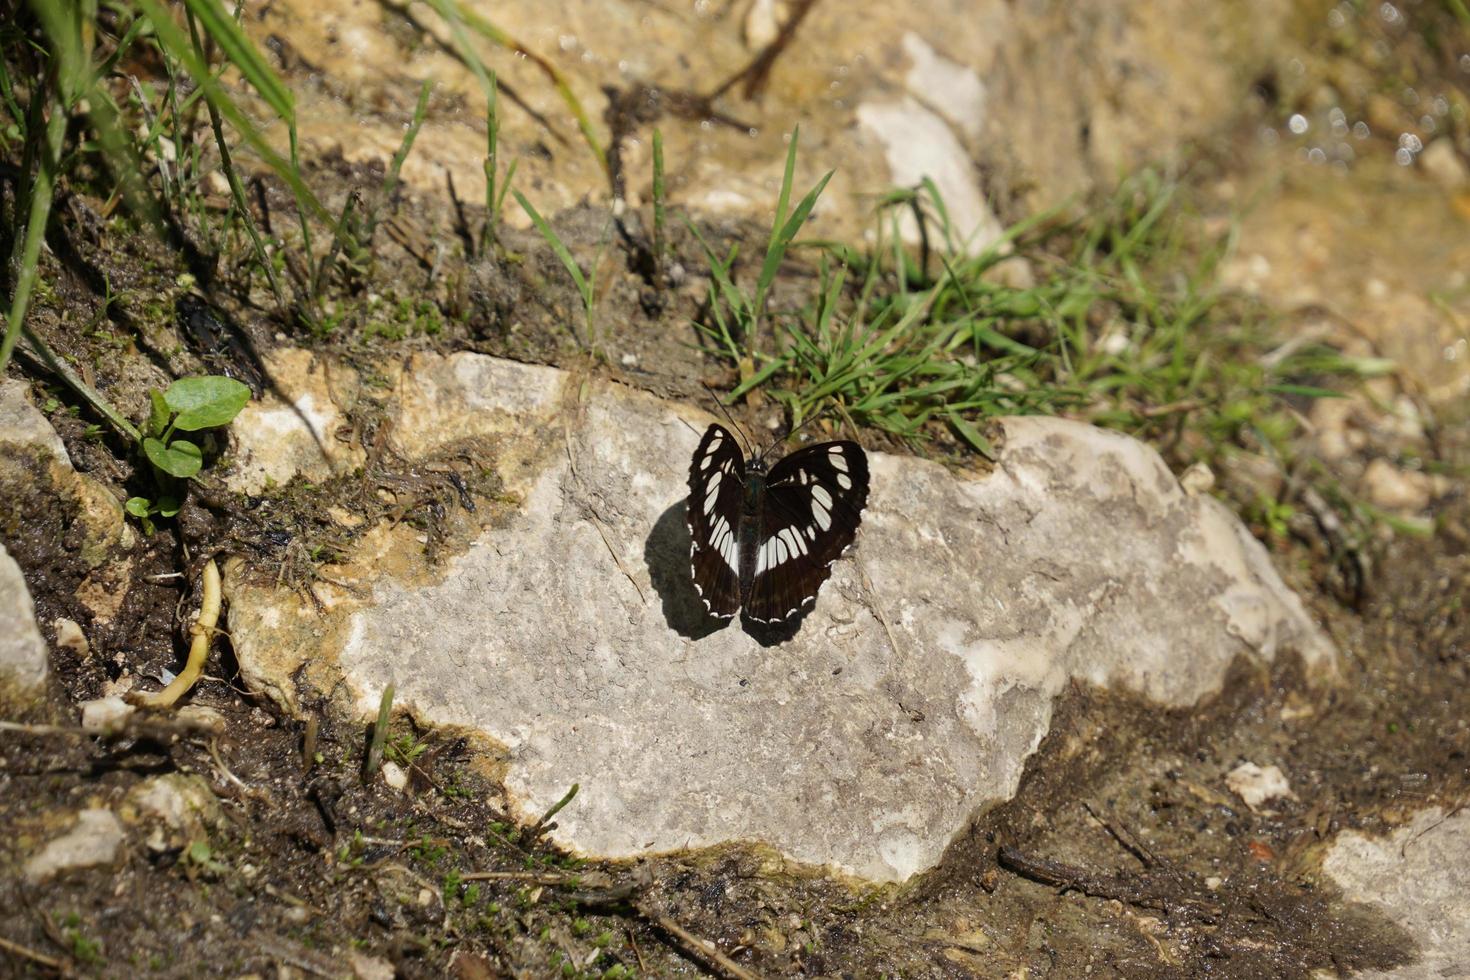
[687,423,870,623]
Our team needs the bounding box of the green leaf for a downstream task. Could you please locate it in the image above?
[125,496,153,518]
[144,437,203,478]
[1265,383,1345,400]
[179,0,294,122]
[163,376,251,430]
[947,413,996,460]
[156,495,182,518]
[147,389,171,437]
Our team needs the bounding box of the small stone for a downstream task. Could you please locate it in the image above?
[24,808,127,882]
[0,543,49,697]
[1179,462,1215,496]
[1226,762,1294,811]
[126,774,223,844]
[176,703,227,732]
[349,951,396,980]
[382,761,408,790]
[1420,138,1469,190]
[54,617,90,656]
[0,379,70,462]
[80,695,135,733]
[1362,458,1432,512]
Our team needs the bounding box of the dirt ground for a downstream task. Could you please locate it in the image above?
[3,23,1470,978]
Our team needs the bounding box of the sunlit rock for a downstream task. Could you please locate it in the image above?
[24,808,127,883]
[1325,808,1470,979]
[224,351,1334,882]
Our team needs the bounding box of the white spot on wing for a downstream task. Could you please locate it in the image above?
[812,499,831,531]
[836,472,852,490]
[830,449,848,472]
[812,485,833,509]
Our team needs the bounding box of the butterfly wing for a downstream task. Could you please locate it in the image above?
[744,440,870,623]
[687,423,746,618]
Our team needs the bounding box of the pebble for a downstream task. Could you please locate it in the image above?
[80,695,135,732]
[1420,138,1468,190]
[54,617,90,656]
[1179,462,1215,496]
[382,761,408,790]
[1362,458,1432,512]
[24,808,127,882]
[1225,762,1294,812]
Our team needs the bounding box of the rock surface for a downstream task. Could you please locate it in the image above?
[225,351,1334,882]
[0,379,134,624]
[0,542,48,697]
[24,808,127,882]
[1324,808,1470,979]
[248,0,1293,239]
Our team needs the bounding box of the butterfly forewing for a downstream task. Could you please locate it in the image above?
[743,441,870,623]
[687,424,746,618]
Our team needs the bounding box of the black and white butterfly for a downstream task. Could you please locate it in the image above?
[687,423,870,623]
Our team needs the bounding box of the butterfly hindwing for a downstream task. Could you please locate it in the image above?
[686,424,746,618]
[744,441,870,623]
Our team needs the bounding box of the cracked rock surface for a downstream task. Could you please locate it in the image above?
[226,351,1334,881]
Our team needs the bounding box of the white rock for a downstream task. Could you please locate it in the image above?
[80,695,135,732]
[1324,807,1470,978]
[225,352,1335,882]
[0,543,48,696]
[54,617,90,656]
[24,808,127,882]
[1225,762,1294,811]
[856,96,1007,257]
[382,761,408,790]
[228,348,364,494]
[742,0,782,50]
[1362,459,1432,512]
[902,33,988,139]
[0,379,71,463]
[1179,462,1215,496]
[349,951,396,980]
[127,774,223,840]
[176,704,227,732]
[1419,138,1468,190]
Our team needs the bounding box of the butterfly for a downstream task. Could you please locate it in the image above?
[687,423,870,623]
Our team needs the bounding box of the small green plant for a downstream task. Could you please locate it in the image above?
[185,839,228,875]
[386,730,429,767]
[58,912,105,966]
[126,375,250,531]
[514,189,605,352]
[689,126,832,397]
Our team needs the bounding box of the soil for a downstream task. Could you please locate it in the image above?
[4,41,1470,980]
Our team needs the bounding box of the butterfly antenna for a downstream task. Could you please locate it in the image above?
[700,383,757,459]
[755,404,839,464]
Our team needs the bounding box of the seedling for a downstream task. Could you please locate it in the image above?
[126,375,250,530]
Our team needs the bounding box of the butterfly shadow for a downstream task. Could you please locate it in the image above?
[645,500,810,646]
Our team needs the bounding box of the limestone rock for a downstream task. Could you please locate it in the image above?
[125,774,224,849]
[1225,762,1293,811]
[0,542,48,698]
[0,379,134,624]
[24,808,127,882]
[225,352,1333,882]
[227,348,364,494]
[247,1,1293,240]
[80,695,135,733]
[1324,808,1470,979]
